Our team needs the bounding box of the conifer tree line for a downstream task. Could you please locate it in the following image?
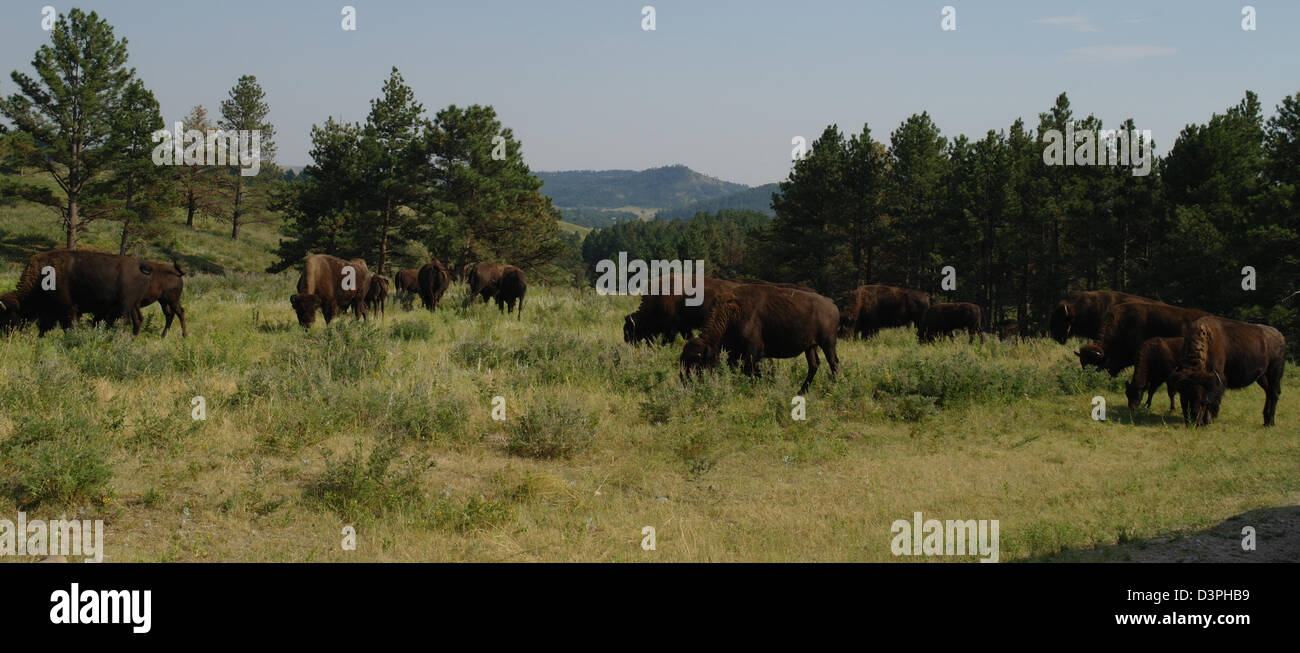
[0,9,570,280]
[583,91,1300,353]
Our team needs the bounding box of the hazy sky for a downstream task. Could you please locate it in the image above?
[1,1,1295,186]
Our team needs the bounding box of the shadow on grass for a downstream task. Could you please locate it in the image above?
[1028,506,1300,562]
[1111,404,1185,427]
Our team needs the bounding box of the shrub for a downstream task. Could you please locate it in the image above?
[303,440,433,523]
[10,435,114,509]
[507,402,597,459]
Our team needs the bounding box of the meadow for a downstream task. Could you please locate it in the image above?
[1,220,1296,561]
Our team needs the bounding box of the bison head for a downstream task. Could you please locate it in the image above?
[289,293,321,328]
[1075,344,1105,370]
[1171,368,1224,427]
[1049,301,1073,344]
[1124,377,1145,413]
[679,337,719,381]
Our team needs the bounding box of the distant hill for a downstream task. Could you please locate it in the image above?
[536,165,748,209]
[653,183,780,221]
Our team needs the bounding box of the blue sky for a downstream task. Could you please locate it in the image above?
[1,1,1295,186]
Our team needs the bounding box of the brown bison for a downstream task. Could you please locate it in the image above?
[1125,337,1183,413]
[680,283,840,395]
[463,262,526,316]
[1049,291,1152,344]
[289,254,373,328]
[621,277,797,345]
[1075,302,1207,377]
[623,276,735,345]
[0,249,155,335]
[835,285,929,339]
[365,275,390,317]
[135,259,188,337]
[918,302,983,343]
[1169,316,1285,427]
[495,266,527,316]
[393,268,420,309]
[417,259,451,311]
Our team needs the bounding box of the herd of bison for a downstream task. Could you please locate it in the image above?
[0,248,1287,428]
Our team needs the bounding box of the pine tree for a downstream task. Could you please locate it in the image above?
[0,8,135,249]
[218,74,277,240]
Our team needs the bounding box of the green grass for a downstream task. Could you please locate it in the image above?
[0,189,1297,562]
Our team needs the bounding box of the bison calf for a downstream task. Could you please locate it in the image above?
[1125,337,1182,413]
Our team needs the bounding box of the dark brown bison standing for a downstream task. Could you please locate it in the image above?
[1125,337,1183,413]
[680,283,840,394]
[835,285,929,339]
[623,276,734,345]
[1075,302,1207,377]
[495,266,527,317]
[135,259,188,337]
[1169,316,1285,427]
[289,254,373,328]
[0,249,155,335]
[463,262,526,316]
[918,302,983,343]
[417,259,451,311]
[365,275,390,317]
[393,268,420,309]
[1049,291,1152,343]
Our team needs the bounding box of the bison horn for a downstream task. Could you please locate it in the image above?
[1213,369,1222,385]
[0,299,6,311]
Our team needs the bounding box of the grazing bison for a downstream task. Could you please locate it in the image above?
[1075,302,1207,377]
[622,276,747,345]
[417,260,451,311]
[393,268,420,309]
[1125,337,1183,413]
[680,283,839,394]
[835,285,929,339]
[366,275,390,317]
[463,263,504,306]
[0,249,155,335]
[1049,291,1153,344]
[135,259,188,337]
[289,254,373,328]
[1169,316,1285,427]
[918,302,983,343]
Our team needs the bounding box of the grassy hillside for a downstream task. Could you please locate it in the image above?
[536,165,747,210]
[654,183,780,221]
[0,173,279,275]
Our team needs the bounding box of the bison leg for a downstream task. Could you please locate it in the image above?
[1165,383,1176,413]
[819,338,840,380]
[126,306,142,335]
[798,347,820,395]
[159,303,175,338]
[174,302,188,338]
[1261,361,1283,427]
